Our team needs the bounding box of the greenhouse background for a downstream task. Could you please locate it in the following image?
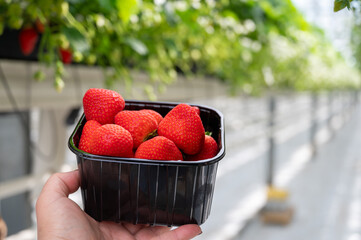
[0,0,361,239]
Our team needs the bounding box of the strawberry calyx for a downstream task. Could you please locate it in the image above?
[144,129,158,142]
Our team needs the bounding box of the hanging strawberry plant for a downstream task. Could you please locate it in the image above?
[0,0,359,96]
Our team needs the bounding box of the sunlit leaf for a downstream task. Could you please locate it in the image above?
[221,10,239,20]
[116,0,138,23]
[125,37,148,55]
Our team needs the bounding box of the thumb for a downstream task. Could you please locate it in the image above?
[37,170,80,206]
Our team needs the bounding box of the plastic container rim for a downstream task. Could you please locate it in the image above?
[68,100,225,166]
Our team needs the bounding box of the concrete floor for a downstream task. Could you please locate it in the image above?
[234,106,361,240]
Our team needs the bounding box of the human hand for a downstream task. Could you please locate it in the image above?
[0,217,7,240]
[36,170,202,240]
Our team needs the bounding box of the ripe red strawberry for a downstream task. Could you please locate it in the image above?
[19,27,39,56]
[115,110,157,149]
[186,135,218,161]
[90,124,133,157]
[78,120,101,153]
[83,88,125,125]
[158,103,205,155]
[135,136,183,160]
[192,106,200,116]
[140,109,163,124]
[60,48,72,64]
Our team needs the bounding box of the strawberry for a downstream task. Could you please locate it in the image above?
[60,48,72,64]
[158,103,205,155]
[83,88,125,125]
[135,136,183,161]
[186,135,218,161]
[140,109,163,124]
[90,124,133,157]
[115,110,158,149]
[78,120,101,153]
[19,27,39,56]
[192,106,200,116]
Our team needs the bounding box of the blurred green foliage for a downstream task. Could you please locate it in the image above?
[334,0,361,82]
[0,0,360,97]
[334,0,352,12]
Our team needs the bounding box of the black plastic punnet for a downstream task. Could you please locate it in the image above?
[68,100,225,226]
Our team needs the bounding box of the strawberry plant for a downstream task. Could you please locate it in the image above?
[0,0,359,95]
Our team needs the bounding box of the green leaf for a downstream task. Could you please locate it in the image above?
[124,37,148,55]
[116,0,138,23]
[67,0,86,4]
[334,0,348,12]
[221,10,239,20]
[98,0,115,11]
[61,26,90,53]
[346,0,354,9]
